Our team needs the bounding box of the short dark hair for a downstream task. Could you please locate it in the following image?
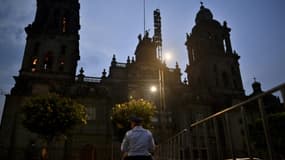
[129,116,142,124]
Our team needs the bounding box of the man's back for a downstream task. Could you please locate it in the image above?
[122,126,154,156]
[121,116,155,160]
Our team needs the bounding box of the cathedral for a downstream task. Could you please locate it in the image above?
[0,0,251,160]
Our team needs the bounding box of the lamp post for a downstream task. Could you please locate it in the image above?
[159,52,172,112]
[158,52,174,142]
[154,8,174,139]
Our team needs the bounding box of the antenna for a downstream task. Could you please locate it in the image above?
[143,0,146,33]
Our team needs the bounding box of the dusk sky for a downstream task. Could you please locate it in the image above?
[0,0,285,118]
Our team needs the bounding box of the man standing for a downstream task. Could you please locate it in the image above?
[121,116,155,160]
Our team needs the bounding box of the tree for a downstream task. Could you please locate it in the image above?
[21,93,87,159]
[110,98,157,140]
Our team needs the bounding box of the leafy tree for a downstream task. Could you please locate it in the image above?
[111,98,157,140]
[21,93,87,159]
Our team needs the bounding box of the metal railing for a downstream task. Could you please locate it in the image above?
[155,83,285,160]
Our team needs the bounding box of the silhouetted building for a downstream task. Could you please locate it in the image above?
[248,79,283,113]
[245,79,283,125]
[0,1,250,160]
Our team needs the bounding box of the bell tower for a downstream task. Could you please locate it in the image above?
[185,3,244,101]
[20,0,80,80]
[11,0,81,94]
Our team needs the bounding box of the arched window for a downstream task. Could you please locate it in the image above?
[213,64,217,72]
[231,66,236,75]
[31,58,38,72]
[192,49,196,62]
[215,77,219,87]
[62,17,67,33]
[222,72,229,87]
[53,9,60,30]
[32,42,40,57]
[60,45,66,55]
[213,64,219,86]
[62,11,71,33]
[43,52,53,71]
[223,39,227,53]
[233,79,238,89]
[59,60,64,71]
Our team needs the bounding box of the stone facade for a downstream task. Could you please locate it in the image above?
[0,1,248,160]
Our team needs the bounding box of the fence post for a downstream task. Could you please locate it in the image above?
[240,106,253,159]
[203,123,210,160]
[172,138,175,160]
[169,140,173,160]
[258,98,273,160]
[181,129,187,160]
[177,135,181,160]
[225,112,235,160]
[188,128,193,160]
[213,117,222,160]
[180,132,184,160]
[166,141,169,160]
[174,136,178,160]
[196,126,202,159]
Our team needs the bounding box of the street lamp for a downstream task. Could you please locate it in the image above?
[159,52,172,112]
[150,85,157,93]
[164,52,172,62]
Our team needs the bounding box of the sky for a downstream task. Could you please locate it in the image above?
[0,0,285,118]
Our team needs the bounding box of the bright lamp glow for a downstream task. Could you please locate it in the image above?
[164,53,172,61]
[150,86,157,93]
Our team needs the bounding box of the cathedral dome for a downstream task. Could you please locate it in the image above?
[252,79,262,93]
[195,3,213,24]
